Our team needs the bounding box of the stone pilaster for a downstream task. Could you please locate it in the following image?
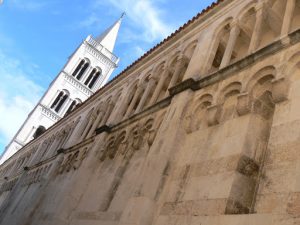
[135,77,156,113]
[165,55,188,97]
[281,0,296,36]
[220,21,240,69]
[248,3,265,53]
[124,86,143,118]
[149,65,170,105]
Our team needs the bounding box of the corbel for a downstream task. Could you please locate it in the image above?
[272,77,289,103]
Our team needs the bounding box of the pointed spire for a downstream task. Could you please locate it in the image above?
[95,13,125,53]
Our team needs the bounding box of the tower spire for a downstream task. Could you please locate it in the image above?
[95,13,125,53]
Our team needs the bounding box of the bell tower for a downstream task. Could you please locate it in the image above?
[0,15,124,164]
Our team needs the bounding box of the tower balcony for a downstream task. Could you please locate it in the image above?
[85,35,119,65]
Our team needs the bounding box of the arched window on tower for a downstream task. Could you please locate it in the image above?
[72,59,90,81]
[33,126,46,139]
[84,67,101,89]
[50,90,69,113]
[65,98,82,116]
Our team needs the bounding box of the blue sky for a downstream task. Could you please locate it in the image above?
[0,0,216,153]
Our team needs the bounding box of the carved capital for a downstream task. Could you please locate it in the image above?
[207,105,221,126]
[272,78,289,103]
[236,93,252,116]
[236,155,259,177]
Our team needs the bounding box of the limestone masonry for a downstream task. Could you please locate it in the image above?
[0,0,300,224]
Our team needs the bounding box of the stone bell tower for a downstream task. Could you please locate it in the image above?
[0,15,124,164]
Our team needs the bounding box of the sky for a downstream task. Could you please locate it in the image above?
[0,0,216,153]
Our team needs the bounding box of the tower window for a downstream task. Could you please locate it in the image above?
[33,126,46,139]
[85,68,101,89]
[72,59,90,81]
[65,99,82,116]
[50,90,69,113]
[72,60,84,77]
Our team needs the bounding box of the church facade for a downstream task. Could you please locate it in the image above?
[1,0,300,224]
[0,17,122,164]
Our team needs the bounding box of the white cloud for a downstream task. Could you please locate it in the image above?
[134,45,146,57]
[9,0,47,11]
[0,51,44,148]
[95,0,174,42]
[79,13,102,29]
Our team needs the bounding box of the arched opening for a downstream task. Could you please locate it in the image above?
[234,6,257,59]
[72,59,90,80]
[65,99,82,116]
[290,0,300,32]
[186,94,213,133]
[209,22,232,72]
[156,69,172,101]
[123,84,138,118]
[33,126,46,139]
[50,90,69,113]
[85,68,102,89]
[219,82,242,122]
[132,87,144,113]
[143,76,157,109]
[258,0,285,48]
[72,60,84,77]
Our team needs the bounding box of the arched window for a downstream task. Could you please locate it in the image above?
[72,60,84,77]
[65,99,82,115]
[84,68,101,89]
[33,126,46,139]
[72,59,90,80]
[50,90,69,113]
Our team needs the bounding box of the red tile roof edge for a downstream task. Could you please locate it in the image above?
[90,0,225,101]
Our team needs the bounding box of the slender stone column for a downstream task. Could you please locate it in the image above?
[60,98,72,116]
[124,86,143,118]
[220,22,240,69]
[248,3,265,54]
[87,110,103,138]
[113,93,132,122]
[149,66,170,105]
[45,137,60,158]
[165,55,188,97]
[80,116,94,140]
[281,0,296,36]
[100,102,115,126]
[135,78,156,113]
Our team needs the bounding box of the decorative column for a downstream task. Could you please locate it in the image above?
[49,90,60,108]
[220,22,240,69]
[80,115,95,140]
[124,86,143,118]
[149,65,170,105]
[100,102,115,126]
[60,98,72,116]
[248,3,265,54]
[281,0,296,36]
[135,77,157,113]
[165,55,188,97]
[86,110,104,138]
[113,93,132,122]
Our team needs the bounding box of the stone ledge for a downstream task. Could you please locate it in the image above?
[95,125,112,135]
[169,78,198,96]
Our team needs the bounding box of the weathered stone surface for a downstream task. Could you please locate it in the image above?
[1,0,300,224]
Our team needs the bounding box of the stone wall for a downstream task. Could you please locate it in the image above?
[1,0,300,224]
